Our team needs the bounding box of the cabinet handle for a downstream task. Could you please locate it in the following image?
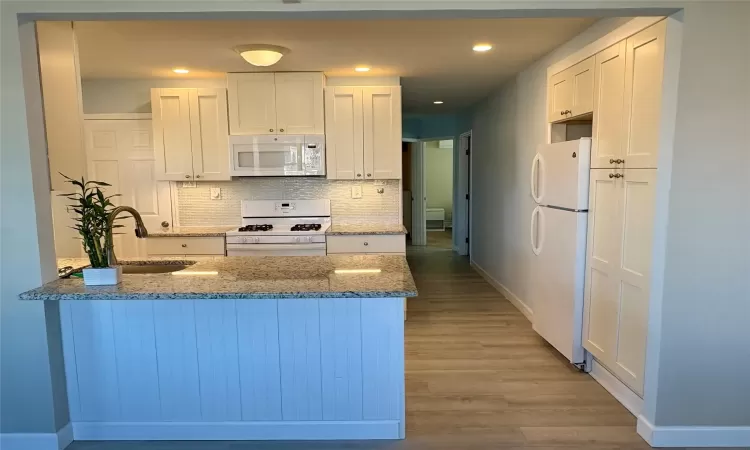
[609,158,625,164]
[363,242,369,246]
[609,173,615,179]
[181,244,187,248]
[185,175,191,179]
[560,111,565,116]
[269,128,274,132]
[616,173,624,179]
[280,128,284,132]
[357,173,362,177]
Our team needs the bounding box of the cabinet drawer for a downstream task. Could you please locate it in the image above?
[147,237,225,256]
[327,235,405,254]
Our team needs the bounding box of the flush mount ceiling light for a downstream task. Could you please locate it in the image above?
[472,43,493,52]
[234,44,290,67]
[172,68,190,74]
[355,66,371,72]
[433,101,444,104]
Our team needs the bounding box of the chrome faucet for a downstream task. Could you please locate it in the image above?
[106,206,149,266]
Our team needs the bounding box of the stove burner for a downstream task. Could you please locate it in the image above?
[291,223,322,232]
[238,224,273,232]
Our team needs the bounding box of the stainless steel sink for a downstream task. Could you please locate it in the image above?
[121,263,193,274]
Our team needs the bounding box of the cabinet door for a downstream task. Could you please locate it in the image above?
[622,21,665,169]
[274,73,324,135]
[151,88,194,181]
[227,73,277,135]
[591,41,627,169]
[610,168,656,395]
[570,56,595,117]
[548,70,573,123]
[324,87,363,180]
[583,169,621,366]
[363,87,402,179]
[189,89,230,181]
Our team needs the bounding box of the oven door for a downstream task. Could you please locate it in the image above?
[226,243,327,256]
[230,135,306,176]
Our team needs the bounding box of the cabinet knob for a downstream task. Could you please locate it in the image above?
[560,111,565,116]
[269,128,274,132]
[609,173,615,179]
[185,175,191,179]
[181,244,187,248]
[367,173,372,177]
[363,242,369,246]
[280,128,284,132]
[161,221,169,228]
[196,175,201,179]
[357,173,362,177]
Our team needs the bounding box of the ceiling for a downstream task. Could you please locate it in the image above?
[74,18,598,113]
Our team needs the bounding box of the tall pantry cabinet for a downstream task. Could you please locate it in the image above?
[583,20,666,396]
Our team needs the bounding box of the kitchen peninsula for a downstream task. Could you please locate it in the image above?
[20,255,416,441]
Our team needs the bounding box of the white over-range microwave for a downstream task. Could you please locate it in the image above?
[229,135,325,177]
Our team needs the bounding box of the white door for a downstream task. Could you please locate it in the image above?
[535,139,591,210]
[274,73,324,135]
[363,86,402,180]
[84,119,173,258]
[324,87,363,180]
[189,88,230,181]
[591,41,627,169]
[411,141,427,246]
[227,73,277,135]
[571,56,595,117]
[610,168,657,395]
[151,88,194,181]
[583,169,621,365]
[548,70,573,122]
[622,21,665,169]
[532,206,588,363]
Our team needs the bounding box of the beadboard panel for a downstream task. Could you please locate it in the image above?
[176,178,400,226]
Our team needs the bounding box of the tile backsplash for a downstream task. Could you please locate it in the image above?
[176,178,401,227]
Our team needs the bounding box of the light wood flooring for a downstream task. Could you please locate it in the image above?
[69,250,668,450]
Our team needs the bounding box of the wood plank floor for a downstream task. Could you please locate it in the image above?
[69,249,671,450]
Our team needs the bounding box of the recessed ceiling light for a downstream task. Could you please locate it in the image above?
[173,68,190,74]
[472,44,493,52]
[234,44,290,67]
[355,66,371,72]
[434,101,444,105]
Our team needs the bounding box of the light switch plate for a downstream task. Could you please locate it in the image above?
[182,181,197,188]
[351,185,363,199]
[210,187,222,200]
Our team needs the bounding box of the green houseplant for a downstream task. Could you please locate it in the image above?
[59,173,124,284]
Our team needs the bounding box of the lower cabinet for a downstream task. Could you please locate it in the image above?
[583,168,657,396]
[326,234,406,255]
[147,237,226,257]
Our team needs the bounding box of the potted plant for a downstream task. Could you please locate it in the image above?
[59,174,124,286]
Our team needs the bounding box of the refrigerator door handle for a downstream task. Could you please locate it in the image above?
[530,206,545,256]
[530,153,544,204]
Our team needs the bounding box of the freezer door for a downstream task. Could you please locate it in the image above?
[535,138,591,210]
[531,206,588,364]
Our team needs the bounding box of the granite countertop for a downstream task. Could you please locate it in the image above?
[326,224,407,236]
[147,226,236,238]
[23,255,417,301]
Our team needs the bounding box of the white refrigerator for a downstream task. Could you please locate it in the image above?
[529,138,591,366]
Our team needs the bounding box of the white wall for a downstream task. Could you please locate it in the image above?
[469,17,633,310]
[424,140,453,222]
[81,78,226,113]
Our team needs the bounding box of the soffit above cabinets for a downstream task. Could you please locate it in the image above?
[73,17,598,113]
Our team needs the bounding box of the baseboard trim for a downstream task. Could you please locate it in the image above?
[470,260,533,322]
[589,359,643,416]
[637,415,750,448]
[0,422,73,450]
[72,420,400,441]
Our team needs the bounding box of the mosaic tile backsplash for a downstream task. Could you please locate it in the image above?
[176,178,401,227]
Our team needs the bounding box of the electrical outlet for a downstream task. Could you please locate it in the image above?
[351,185,363,199]
[182,181,196,188]
[210,187,221,200]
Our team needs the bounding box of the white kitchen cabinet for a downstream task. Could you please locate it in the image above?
[548,56,594,123]
[227,72,324,135]
[326,235,405,255]
[583,168,657,396]
[147,236,226,256]
[151,88,230,181]
[591,41,627,169]
[325,86,402,180]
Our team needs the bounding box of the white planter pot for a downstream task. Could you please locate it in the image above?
[82,266,122,286]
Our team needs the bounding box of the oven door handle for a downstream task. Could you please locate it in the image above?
[226,243,326,251]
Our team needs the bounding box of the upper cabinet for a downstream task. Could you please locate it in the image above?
[325,86,402,180]
[591,20,666,169]
[547,56,594,123]
[227,72,324,135]
[151,88,230,181]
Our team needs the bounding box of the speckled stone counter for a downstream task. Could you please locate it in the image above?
[326,224,407,235]
[22,255,417,301]
[147,226,235,237]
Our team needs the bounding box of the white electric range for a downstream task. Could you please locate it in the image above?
[225,199,331,256]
